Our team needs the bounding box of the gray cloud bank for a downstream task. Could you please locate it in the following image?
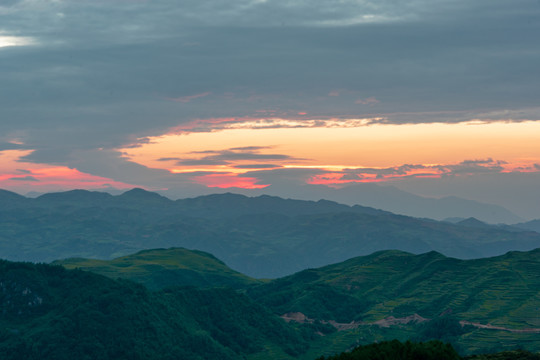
[1,0,540,217]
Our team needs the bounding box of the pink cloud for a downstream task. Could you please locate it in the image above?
[191,174,269,189]
[306,158,521,186]
[0,166,136,192]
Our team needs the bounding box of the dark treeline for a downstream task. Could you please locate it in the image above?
[316,340,540,360]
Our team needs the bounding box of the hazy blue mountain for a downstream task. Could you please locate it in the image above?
[2,188,540,277]
[513,219,540,233]
[445,217,530,233]
[455,217,493,229]
[244,183,524,224]
[0,189,29,209]
[175,192,389,218]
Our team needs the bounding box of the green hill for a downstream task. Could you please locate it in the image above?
[53,248,259,290]
[0,259,308,360]
[247,249,540,355]
[3,248,540,358]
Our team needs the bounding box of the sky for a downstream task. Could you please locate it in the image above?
[1,0,540,219]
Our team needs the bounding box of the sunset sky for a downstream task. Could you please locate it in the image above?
[1,0,540,219]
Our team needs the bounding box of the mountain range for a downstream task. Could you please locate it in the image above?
[1,188,540,278]
[161,183,525,224]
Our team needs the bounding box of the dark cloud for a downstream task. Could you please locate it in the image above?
[341,164,428,177]
[179,147,299,165]
[173,171,230,176]
[176,159,230,166]
[459,158,506,166]
[229,146,272,151]
[233,164,283,169]
[272,159,511,185]
[156,157,182,162]
[0,142,24,151]
[9,176,39,182]
[211,151,293,161]
[240,167,327,186]
[440,159,506,175]
[1,0,540,218]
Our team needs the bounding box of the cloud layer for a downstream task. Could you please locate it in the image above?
[1,0,540,217]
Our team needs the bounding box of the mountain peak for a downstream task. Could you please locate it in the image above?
[37,189,111,200]
[457,217,491,229]
[0,189,28,209]
[0,188,26,200]
[118,188,171,202]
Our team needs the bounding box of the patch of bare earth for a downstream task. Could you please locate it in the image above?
[460,321,540,333]
[281,313,540,334]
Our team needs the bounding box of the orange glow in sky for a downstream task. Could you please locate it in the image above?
[192,174,269,189]
[117,120,540,189]
[5,119,539,192]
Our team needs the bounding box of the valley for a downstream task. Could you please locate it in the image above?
[1,189,540,358]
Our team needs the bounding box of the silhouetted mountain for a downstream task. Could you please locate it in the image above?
[1,188,540,277]
[248,183,524,224]
[456,217,492,229]
[176,193,389,218]
[35,189,114,206]
[513,219,540,233]
[117,187,172,205]
[0,189,29,209]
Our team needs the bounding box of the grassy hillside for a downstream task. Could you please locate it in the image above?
[249,249,540,324]
[247,249,540,355]
[4,248,540,358]
[53,247,259,290]
[0,259,309,360]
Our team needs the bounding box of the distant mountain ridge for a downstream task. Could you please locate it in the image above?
[236,183,525,224]
[1,188,540,278]
[513,219,540,233]
[6,184,526,224]
[0,188,389,217]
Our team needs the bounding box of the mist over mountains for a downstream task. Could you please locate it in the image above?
[158,183,525,224]
[21,181,526,224]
